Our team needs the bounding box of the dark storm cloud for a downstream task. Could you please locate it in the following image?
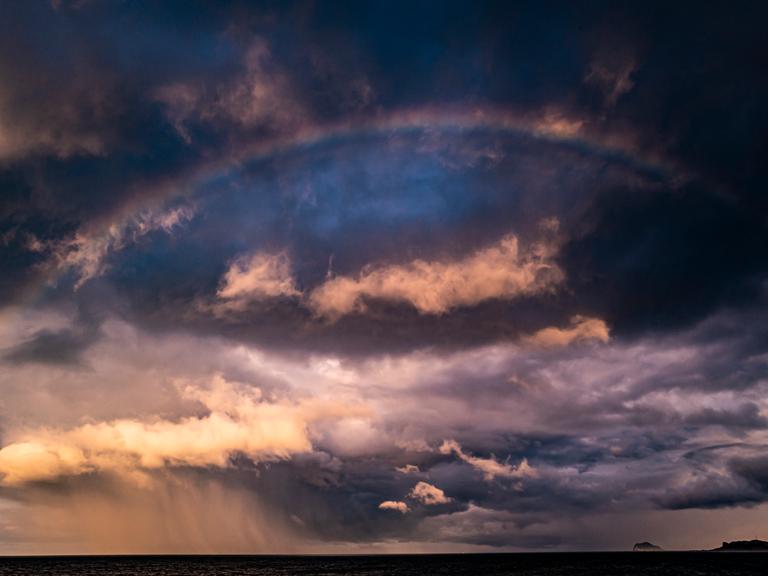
[1,0,766,334]
[562,181,768,337]
[657,451,768,511]
[3,326,97,366]
[683,404,768,432]
[1,297,103,366]
[0,2,231,306]
[731,456,768,495]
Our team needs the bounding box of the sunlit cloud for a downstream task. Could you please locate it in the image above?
[0,374,367,485]
[408,481,452,505]
[28,205,195,289]
[217,251,301,307]
[522,316,610,348]
[379,501,409,513]
[439,440,537,482]
[309,233,563,319]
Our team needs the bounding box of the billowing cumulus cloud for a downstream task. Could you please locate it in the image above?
[309,233,563,319]
[409,482,452,505]
[0,374,367,485]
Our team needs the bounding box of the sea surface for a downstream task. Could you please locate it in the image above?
[0,553,764,575]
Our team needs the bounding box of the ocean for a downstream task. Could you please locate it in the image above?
[0,553,764,575]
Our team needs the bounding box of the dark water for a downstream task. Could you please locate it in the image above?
[0,554,765,575]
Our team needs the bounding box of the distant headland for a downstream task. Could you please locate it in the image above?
[712,539,768,552]
[631,539,768,552]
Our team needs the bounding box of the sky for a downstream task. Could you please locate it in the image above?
[0,0,767,554]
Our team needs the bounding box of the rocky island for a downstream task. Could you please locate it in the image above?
[633,542,663,551]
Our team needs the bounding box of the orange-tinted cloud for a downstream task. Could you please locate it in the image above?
[522,316,610,348]
[378,500,409,513]
[408,481,451,505]
[0,374,367,485]
[217,251,300,307]
[309,233,563,319]
[440,440,537,482]
[28,205,195,290]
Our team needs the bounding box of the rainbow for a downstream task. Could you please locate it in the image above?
[222,105,673,174]
[17,105,677,306]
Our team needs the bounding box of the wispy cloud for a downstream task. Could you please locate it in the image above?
[522,316,610,348]
[29,205,195,289]
[440,440,537,482]
[154,39,306,143]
